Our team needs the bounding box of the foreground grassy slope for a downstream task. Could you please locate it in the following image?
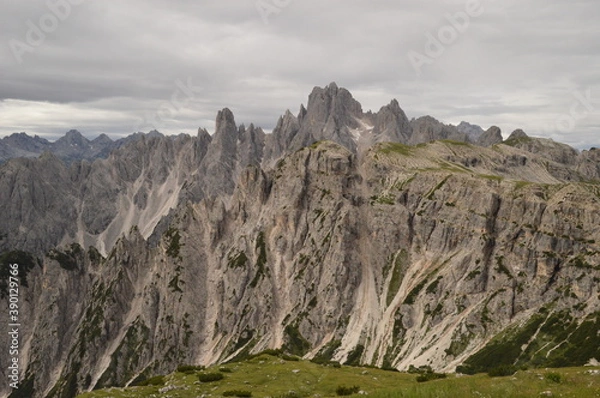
[78,353,600,398]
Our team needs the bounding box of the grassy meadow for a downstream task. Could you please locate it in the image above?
[77,353,600,398]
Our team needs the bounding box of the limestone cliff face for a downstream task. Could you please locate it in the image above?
[0,85,599,398]
[2,140,599,398]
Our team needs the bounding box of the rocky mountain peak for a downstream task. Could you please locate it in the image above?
[52,130,93,161]
[409,115,467,145]
[507,129,529,140]
[290,83,364,152]
[2,132,50,153]
[62,129,88,144]
[306,82,362,117]
[476,125,503,146]
[92,133,113,145]
[456,121,485,139]
[263,110,301,163]
[504,129,579,165]
[147,129,164,138]
[215,108,237,135]
[198,127,211,139]
[38,149,62,162]
[298,104,307,121]
[372,99,412,144]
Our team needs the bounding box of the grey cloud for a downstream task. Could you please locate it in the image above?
[0,0,598,148]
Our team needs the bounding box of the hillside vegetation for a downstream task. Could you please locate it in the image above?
[77,353,600,398]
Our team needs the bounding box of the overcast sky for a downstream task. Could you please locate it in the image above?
[0,0,599,149]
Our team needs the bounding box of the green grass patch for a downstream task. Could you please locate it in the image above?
[425,176,450,200]
[177,365,205,374]
[403,279,428,305]
[378,143,415,157]
[47,243,83,271]
[134,375,165,386]
[78,354,600,398]
[229,251,249,269]
[478,174,504,182]
[223,390,253,397]
[164,226,183,259]
[344,345,365,367]
[250,232,268,288]
[283,325,311,357]
[386,250,409,306]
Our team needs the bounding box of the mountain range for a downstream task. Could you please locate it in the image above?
[0,83,599,398]
[0,129,169,164]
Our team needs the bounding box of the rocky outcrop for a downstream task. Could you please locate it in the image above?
[289,83,364,153]
[477,126,503,147]
[577,147,600,180]
[371,99,412,144]
[409,116,469,145]
[263,110,301,164]
[456,121,484,139]
[504,129,579,166]
[265,83,413,159]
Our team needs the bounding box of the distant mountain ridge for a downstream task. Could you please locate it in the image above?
[0,83,501,165]
[2,82,596,166]
[0,129,166,164]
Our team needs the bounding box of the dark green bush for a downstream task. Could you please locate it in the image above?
[219,367,233,373]
[344,345,364,366]
[545,372,562,383]
[456,365,476,375]
[136,375,165,386]
[223,390,252,397]
[335,385,360,396]
[275,391,300,398]
[257,349,283,356]
[408,365,433,374]
[177,364,204,374]
[488,365,517,377]
[247,349,283,360]
[198,372,224,382]
[416,372,447,383]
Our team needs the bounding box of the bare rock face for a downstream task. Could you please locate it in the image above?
[456,121,484,139]
[0,133,51,161]
[290,82,364,153]
[0,111,264,258]
[0,84,599,398]
[577,147,600,180]
[477,126,504,147]
[0,152,77,254]
[372,99,412,144]
[409,116,470,145]
[504,129,579,166]
[264,83,412,159]
[264,110,301,164]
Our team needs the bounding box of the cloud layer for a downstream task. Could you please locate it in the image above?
[1,0,598,148]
